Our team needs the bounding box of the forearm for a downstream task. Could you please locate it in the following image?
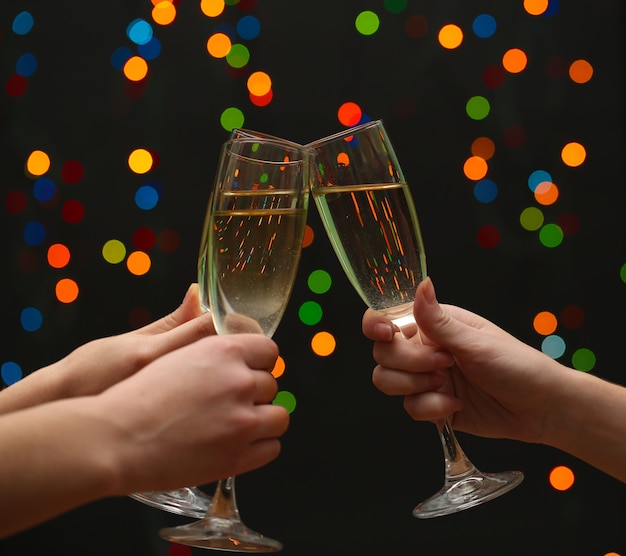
[544,369,626,483]
[0,398,122,538]
[0,359,74,414]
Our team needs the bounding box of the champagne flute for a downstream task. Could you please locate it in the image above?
[127,130,290,519]
[308,119,523,518]
[159,137,310,551]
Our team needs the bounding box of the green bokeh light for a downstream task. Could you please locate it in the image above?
[520,206,544,231]
[226,43,250,68]
[273,390,297,414]
[466,96,491,120]
[220,107,245,131]
[308,269,332,294]
[299,300,323,325]
[571,348,596,372]
[355,11,380,35]
[620,263,626,283]
[539,223,564,248]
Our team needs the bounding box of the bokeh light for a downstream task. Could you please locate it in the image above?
[1,362,23,386]
[128,149,154,174]
[571,348,596,372]
[502,48,528,73]
[533,311,558,335]
[466,96,490,120]
[307,269,332,294]
[102,239,127,264]
[127,251,151,275]
[123,55,149,81]
[569,59,593,84]
[438,24,463,49]
[549,465,575,491]
[271,355,285,378]
[311,331,336,357]
[273,390,297,414]
[355,11,380,36]
[55,278,79,303]
[47,243,71,268]
[26,150,51,177]
[152,2,177,25]
[561,142,586,167]
[207,33,232,58]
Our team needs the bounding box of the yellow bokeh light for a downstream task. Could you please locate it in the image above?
[463,156,488,181]
[247,71,272,97]
[127,251,151,276]
[102,239,127,264]
[502,48,528,73]
[200,0,225,17]
[311,331,336,357]
[561,142,586,167]
[26,150,51,177]
[438,24,463,49]
[152,1,177,26]
[207,32,231,58]
[123,56,149,82]
[523,0,548,16]
[271,356,285,378]
[549,465,575,491]
[128,148,154,174]
[56,278,79,304]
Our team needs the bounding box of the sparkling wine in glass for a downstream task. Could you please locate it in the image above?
[128,131,293,519]
[159,137,310,551]
[308,119,523,518]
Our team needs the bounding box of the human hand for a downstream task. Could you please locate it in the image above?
[0,284,216,411]
[362,277,568,444]
[93,332,288,493]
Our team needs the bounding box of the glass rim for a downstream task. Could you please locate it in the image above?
[222,137,310,165]
[305,119,384,148]
[230,128,304,149]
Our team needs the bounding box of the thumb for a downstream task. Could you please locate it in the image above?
[138,283,206,335]
[414,277,469,350]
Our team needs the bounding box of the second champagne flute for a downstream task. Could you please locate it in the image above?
[308,119,523,518]
[159,137,310,551]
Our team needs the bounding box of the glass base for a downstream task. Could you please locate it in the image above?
[413,469,524,519]
[129,487,212,519]
[160,516,283,553]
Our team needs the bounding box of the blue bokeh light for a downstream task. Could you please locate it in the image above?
[1,361,23,385]
[472,14,497,38]
[23,221,46,246]
[12,11,34,35]
[127,19,153,45]
[473,178,498,203]
[33,177,56,202]
[16,53,38,77]
[237,15,261,40]
[21,307,43,332]
[135,185,159,210]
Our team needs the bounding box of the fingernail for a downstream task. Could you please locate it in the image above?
[422,276,437,305]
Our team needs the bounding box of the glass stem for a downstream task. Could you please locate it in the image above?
[206,476,241,520]
[436,418,477,479]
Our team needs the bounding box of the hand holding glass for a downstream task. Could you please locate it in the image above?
[159,137,310,551]
[308,120,523,518]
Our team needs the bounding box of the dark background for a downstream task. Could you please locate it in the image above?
[1,1,624,555]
